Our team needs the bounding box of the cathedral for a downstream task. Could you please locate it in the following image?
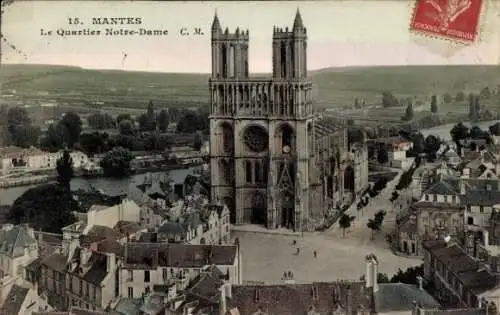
[208,10,368,232]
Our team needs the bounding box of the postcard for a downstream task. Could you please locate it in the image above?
[0,1,500,314]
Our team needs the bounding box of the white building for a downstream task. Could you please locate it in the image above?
[118,242,242,300]
[0,147,91,174]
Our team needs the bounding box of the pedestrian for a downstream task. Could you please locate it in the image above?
[314,250,317,258]
[293,239,297,246]
[283,271,287,280]
[296,247,300,255]
[288,271,292,278]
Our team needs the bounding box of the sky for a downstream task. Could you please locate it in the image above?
[1,1,499,73]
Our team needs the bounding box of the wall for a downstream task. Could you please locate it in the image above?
[85,199,141,232]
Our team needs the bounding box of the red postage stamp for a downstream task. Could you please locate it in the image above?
[410,0,483,42]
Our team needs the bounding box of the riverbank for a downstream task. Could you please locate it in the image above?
[0,162,199,189]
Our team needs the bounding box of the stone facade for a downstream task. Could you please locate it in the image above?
[208,11,367,232]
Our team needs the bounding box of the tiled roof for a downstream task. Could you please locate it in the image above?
[40,253,68,272]
[113,221,142,236]
[459,190,500,206]
[420,308,486,315]
[422,241,499,294]
[124,243,238,269]
[187,265,226,303]
[0,284,29,315]
[34,231,63,246]
[0,225,37,257]
[79,225,121,245]
[80,252,108,285]
[424,180,460,196]
[227,281,374,315]
[374,283,440,312]
[33,307,107,315]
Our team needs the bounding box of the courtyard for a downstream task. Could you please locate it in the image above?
[233,166,422,284]
[234,228,422,284]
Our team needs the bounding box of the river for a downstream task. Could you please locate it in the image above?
[0,167,195,206]
[1,120,499,206]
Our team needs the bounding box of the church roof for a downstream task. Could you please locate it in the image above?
[212,13,222,31]
[293,9,304,29]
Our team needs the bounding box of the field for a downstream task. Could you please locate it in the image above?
[1,63,499,114]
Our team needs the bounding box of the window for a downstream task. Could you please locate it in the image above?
[162,269,168,281]
[468,217,474,225]
[487,184,492,191]
[480,206,484,213]
[144,270,150,283]
[245,161,252,183]
[467,206,471,212]
[433,195,437,202]
[452,196,456,204]
[127,270,133,281]
[425,194,429,201]
[128,287,133,298]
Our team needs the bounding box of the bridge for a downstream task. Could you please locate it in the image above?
[325,114,403,124]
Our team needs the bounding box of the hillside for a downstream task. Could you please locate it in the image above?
[1,64,499,109]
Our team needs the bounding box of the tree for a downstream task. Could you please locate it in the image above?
[59,112,82,148]
[99,146,134,178]
[480,86,491,99]
[377,146,389,164]
[455,91,465,102]
[468,94,480,122]
[177,110,208,133]
[402,102,414,121]
[7,183,76,233]
[157,109,169,132]
[381,91,399,107]
[430,95,438,113]
[359,273,390,284]
[450,122,469,155]
[79,131,110,156]
[367,218,381,240]
[408,132,425,155]
[137,113,151,132]
[338,214,355,237]
[7,107,36,146]
[193,131,203,151]
[41,122,70,151]
[118,119,135,136]
[56,149,74,190]
[374,210,386,225]
[390,264,424,284]
[443,93,452,104]
[116,114,132,125]
[10,125,40,148]
[424,135,441,161]
[489,122,500,136]
[87,112,115,130]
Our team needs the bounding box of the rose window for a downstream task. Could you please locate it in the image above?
[243,126,268,153]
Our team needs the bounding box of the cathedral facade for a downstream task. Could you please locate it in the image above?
[209,11,368,232]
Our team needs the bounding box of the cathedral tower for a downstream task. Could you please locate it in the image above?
[209,10,315,232]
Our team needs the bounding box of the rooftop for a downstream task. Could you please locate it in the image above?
[0,225,37,258]
[0,284,30,315]
[123,243,238,269]
[374,283,440,313]
[227,281,373,315]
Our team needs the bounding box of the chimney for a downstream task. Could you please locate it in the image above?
[107,253,116,273]
[416,276,423,290]
[372,255,379,293]
[365,255,373,288]
[484,230,490,247]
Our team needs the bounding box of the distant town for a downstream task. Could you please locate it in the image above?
[1,9,500,315]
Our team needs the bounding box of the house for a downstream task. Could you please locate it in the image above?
[118,242,242,300]
[422,239,500,310]
[0,281,52,315]
[156,203,231,245]
[0,224,39,280]
[367,136,413,169]
[35,246,119,312]
[0,147,92,174]
[396,202,465,256]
